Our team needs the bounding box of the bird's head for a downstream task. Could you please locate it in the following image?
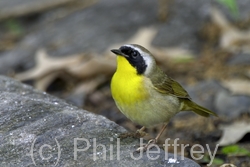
[111,44,156,76]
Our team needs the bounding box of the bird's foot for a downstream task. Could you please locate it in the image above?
[119,128,147,139]
[136,138,157,152]
[135,128,148,138]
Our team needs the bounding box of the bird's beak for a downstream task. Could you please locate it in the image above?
[111,49,129,58]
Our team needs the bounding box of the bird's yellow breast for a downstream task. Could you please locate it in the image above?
[111,56,149,105]
[111,56,180,127]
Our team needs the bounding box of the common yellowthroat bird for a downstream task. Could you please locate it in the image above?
[111,44,217,150]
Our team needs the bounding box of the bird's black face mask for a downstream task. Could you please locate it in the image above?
[119,46,147,75]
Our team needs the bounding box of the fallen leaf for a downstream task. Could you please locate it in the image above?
[211,7,250,53]
[15,49,86,80]
[220,164,237,167]
[217,122,250,146]
[15,49,115,92]
[222,79,250,96]
[68,54,116,79]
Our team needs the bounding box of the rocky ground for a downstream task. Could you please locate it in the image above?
[0,75,201,166]
[0,0,250,166]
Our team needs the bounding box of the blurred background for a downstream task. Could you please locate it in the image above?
[0,0,250,166]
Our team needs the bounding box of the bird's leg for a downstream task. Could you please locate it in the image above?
[153,124,168,142]
[119,126,147,139]
[135,126,147,137]
[136,124,168,152]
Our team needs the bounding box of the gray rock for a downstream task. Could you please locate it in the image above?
[2,0,250,74]
[66,92,86,108]
[0,75,200,167]
[152,0,211,52]
[215,90,250,119]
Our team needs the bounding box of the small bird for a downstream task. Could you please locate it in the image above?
[110,44,217,150]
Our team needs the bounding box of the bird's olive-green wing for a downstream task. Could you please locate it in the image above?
[170,78,190,98]
[150,72,190,99]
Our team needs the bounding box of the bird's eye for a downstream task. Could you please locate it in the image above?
[131,51,138,58]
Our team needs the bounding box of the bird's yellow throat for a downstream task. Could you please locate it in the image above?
[111,56,148,105]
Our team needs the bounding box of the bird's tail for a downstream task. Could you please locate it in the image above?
[183,100,218,117]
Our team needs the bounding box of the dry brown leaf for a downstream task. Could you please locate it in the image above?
[211,7,250,53]
[222,79,250,95]
[15,49,115,92]
[68,54,116,79]
[217,122,250,146]
[15,49,86,80]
